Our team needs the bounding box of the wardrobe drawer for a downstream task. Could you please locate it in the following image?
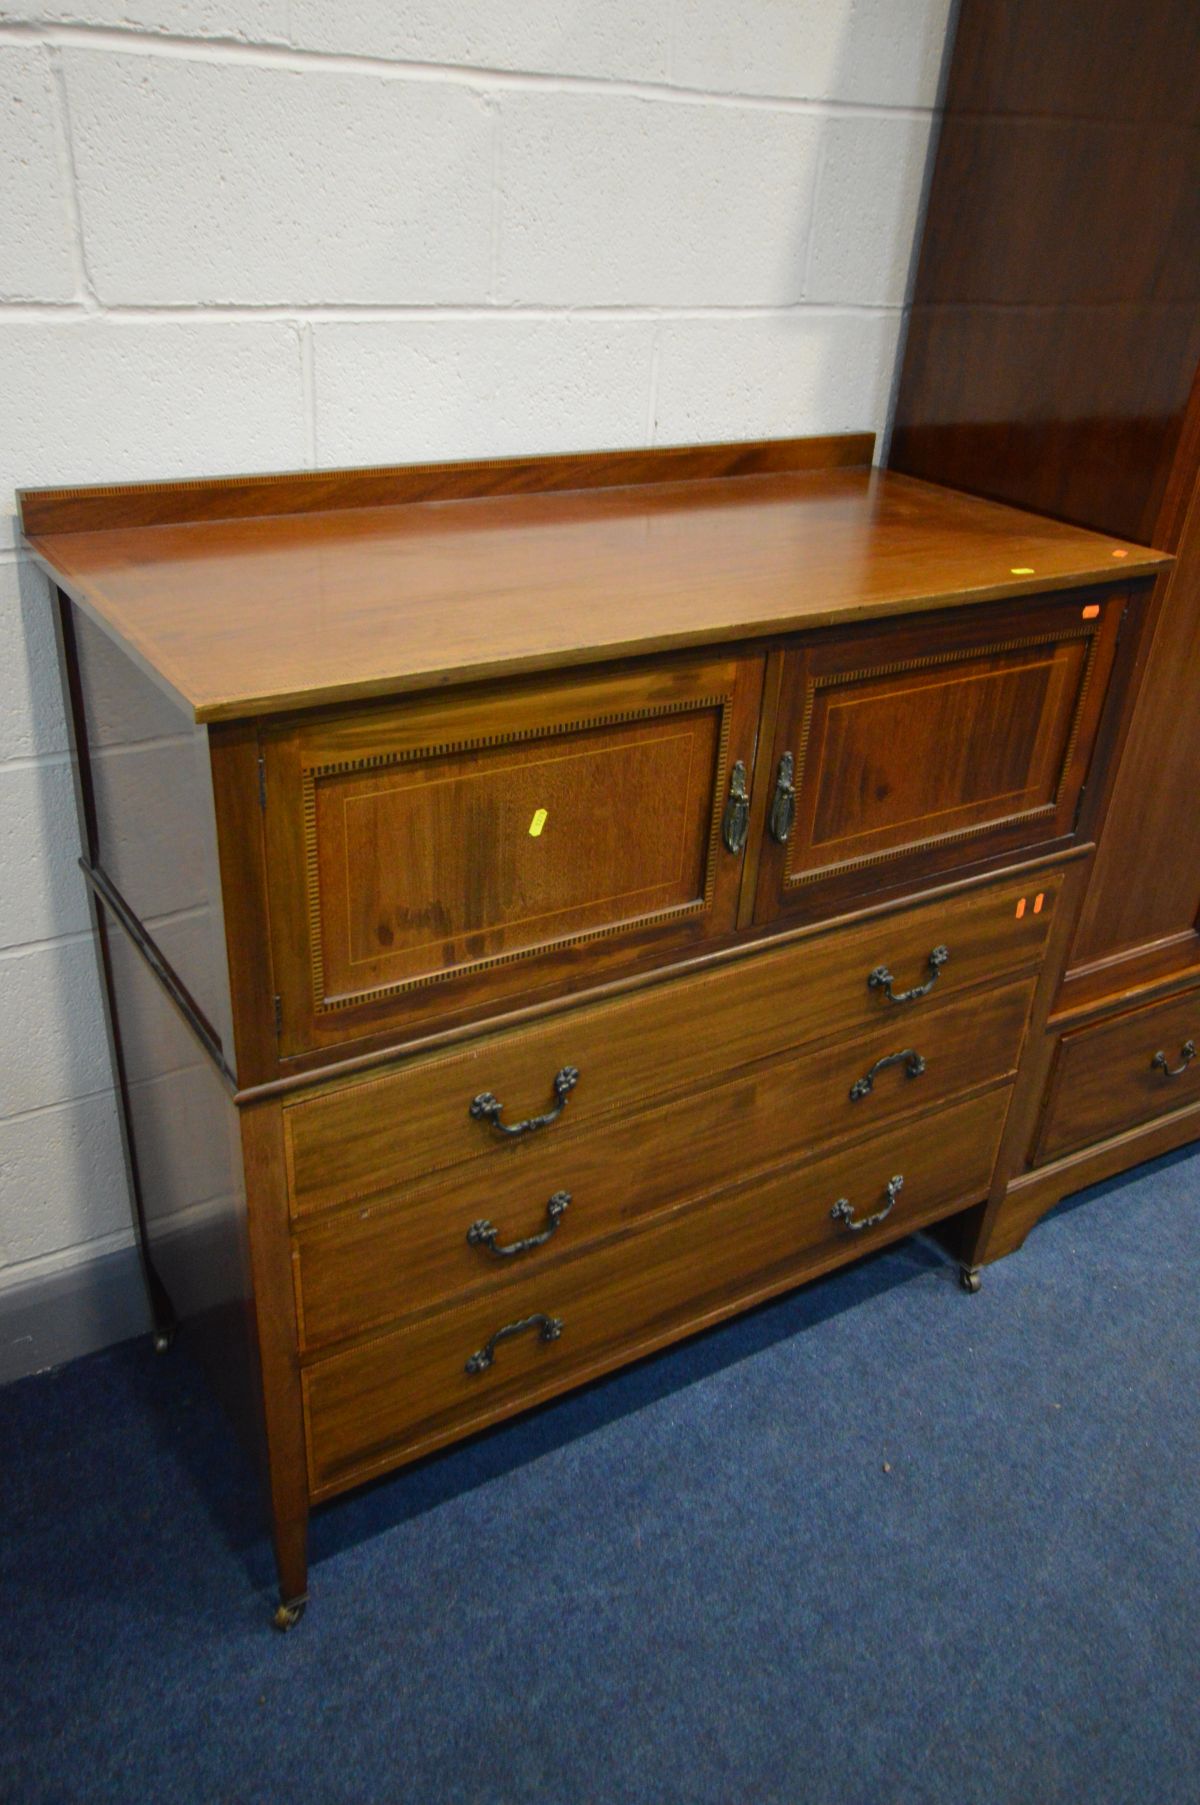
[302,1087,1010,1496]
[284,867,1059,1218]
[262,652,764,1058]
[1035,984,1200,1163]
[293,978,1033,1348]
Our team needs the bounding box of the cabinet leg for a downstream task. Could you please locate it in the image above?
[959,1264,983,1294]
[271,1510,310,1630]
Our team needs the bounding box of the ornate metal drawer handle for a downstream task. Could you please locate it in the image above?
[465,1312,563,1375]
[831,1174,904,1234]
[470,1066,579,1137]
[722,760,750,854]
[467,1191,571,1259]
[1150,1039,1196,1079]
[868,945,949,1005]
[849,1048,926,1101]
[768,751,796,844]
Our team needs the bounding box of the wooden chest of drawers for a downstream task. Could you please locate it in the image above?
[22,434,1168,1624]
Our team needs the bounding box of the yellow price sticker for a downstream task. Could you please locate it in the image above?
[528,808,548,837]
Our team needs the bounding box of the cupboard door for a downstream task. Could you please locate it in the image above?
[263,652,764,1057]
[753,589,1124,925]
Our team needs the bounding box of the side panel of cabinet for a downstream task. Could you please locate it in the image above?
[753,590,1125,927]
[1066,476,1200,993]
[263,652,765,1059]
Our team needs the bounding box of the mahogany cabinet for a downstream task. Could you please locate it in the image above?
[21,435,1167,1622]
[890,0,1200,1261]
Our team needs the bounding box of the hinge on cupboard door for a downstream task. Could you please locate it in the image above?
[257,751,267,811]
[273,994,282,1037]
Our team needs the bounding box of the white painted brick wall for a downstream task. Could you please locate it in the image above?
[497,94,822,306]
[0,0,954,1348]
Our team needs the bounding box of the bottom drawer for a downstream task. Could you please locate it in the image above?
[303,1086,1009,1497]
[1035,982,1200,1163]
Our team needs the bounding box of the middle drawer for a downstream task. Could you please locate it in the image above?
[293,974,1034,1350]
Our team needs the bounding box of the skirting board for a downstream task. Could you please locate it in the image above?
[0,1242,150,1385]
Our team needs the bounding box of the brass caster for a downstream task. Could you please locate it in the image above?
[272,1596,307,1632]
[151,1324,176,1354]
[960,1265,982,1294]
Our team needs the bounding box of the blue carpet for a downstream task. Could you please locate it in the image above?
[2,1146,1198,1805]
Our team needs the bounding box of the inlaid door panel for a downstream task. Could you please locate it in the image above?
[263,652,764,1057]
[754,589,1125,924]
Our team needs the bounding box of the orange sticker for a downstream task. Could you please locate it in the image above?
[1111,549,1128,559]
[1034,892,1045,914]
[1082,603,1101,619]
[1015,898,1026,919]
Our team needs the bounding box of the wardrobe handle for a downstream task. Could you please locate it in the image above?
[1150,1039,1195,1079]
[830,1174,903,1235]
[868,945,949,1005]
[465,1312,563,1375]
[470,1066,579,1137]
[467,1192,571,1259]
[722,760,750,854]
[849,1048,926,1102]
[768,751,796,844]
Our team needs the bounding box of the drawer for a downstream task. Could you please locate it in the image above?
[284,866,1060,1217]
[302,1087,1011,1496]
[262,652,764,1058]
[754,588,1123,926]
[1035,983,1200,1164]
[293,976,1034,1348]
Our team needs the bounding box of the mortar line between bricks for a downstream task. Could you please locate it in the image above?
[0,926,95,964]
[645,325,661,444]
[0,901,214,967]
[0,1184,249,1290]
[0,1079,122,1131]
[297,322,316,466]
[0,1048,226,1130]
[486,94,503,307]
[0,19,941,122]
[0,1222,138,1290]
[43,43,99,311]
[0,747,71,775]
[0,302,904,323]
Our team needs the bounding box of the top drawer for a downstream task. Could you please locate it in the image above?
[284,865,1061,1217]
[262,653,764,1059]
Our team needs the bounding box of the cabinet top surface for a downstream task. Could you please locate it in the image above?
[21,440,1167,723]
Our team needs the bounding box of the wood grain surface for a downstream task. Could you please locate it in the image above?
[282,867,1058,1218]
[291,978,1031,1351]
[23,457,1165,723]
[301,1086,1010,1497]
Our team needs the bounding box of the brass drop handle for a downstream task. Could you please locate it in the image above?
[465,1312,563,1375]
[831,1174,903,1234]
[1150,1040,1195,1080]
[849,1048,926,1101]
[768,751,796,844]
[722,759,750,854]
[868,946,949,1005]
[467,1191,571,1259]
[470,1066,578,1137]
